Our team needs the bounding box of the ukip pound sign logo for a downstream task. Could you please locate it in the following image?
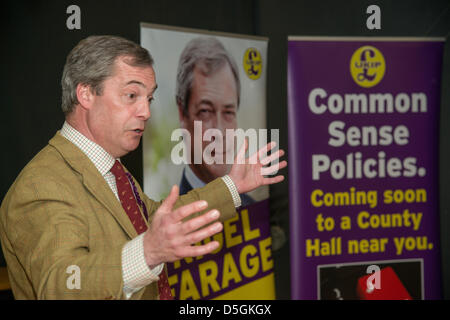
[243,48,262,80]
[350,45,385,88]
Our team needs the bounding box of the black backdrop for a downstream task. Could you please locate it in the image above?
[0,0,449,299]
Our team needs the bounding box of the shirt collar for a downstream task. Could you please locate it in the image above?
[184,165,206,189]
[59,121,117,176]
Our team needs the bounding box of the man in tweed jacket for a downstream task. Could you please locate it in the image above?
[0,36,286,299]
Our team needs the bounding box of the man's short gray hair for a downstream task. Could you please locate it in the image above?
[61,35,154,115]
[176,37,240,116]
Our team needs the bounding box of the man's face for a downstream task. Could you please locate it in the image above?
[88,56,157,158]
[180,62,238,183]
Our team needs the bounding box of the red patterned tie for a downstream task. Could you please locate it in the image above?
[110,160,173,300]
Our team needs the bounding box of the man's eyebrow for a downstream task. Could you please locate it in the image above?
[196,99,214,108]
[125,80,146,88]
[125,81,158,95]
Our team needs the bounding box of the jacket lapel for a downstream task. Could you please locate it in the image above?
[49,132,138,240]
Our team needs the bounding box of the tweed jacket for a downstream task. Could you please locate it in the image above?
[0,132,237,299]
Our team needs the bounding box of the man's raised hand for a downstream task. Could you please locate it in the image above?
[228,139,287,195]
[143,185,222,268]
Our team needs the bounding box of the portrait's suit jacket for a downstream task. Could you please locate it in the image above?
[0,132,237,300]
[179,168,255,207]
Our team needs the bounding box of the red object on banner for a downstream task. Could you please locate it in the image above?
[357,267,412,300]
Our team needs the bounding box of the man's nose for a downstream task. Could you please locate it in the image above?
[215,115,227,132]
[137,99,151,121]
[215,115,230,147]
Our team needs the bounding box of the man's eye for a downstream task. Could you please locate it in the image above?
[127,93,136,100]
[224,111,236,119]
[148,97,154,104]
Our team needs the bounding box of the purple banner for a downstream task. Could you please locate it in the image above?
[167,199,273,299]
[287,38,444,300]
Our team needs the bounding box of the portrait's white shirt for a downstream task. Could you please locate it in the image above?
[184,164,206,189]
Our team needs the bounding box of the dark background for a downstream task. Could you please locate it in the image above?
[0,0,449,299]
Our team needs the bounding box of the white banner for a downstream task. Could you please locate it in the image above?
[140,23,274,300]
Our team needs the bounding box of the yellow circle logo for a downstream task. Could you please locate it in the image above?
[243,48,262,80]
[350,46,385,88]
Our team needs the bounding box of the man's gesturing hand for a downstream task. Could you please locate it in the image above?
[228,140,287,195]
[143,185,222,268]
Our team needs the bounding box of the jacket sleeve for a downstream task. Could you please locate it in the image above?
[0,173,126,300]
[142,177,238,224]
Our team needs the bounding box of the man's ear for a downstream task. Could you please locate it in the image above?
[76,83,95,110]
